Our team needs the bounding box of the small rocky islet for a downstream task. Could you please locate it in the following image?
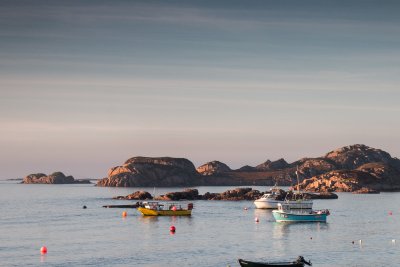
[22,172,91,184]
[20,144,400,194]
[113,188,338,201]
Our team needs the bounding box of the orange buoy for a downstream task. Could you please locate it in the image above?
[170,225,176,232]
[255,217,259,223]
[122,211,127,217]
[40,246,47,254]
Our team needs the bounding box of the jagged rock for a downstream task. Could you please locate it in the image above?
[256,158,289,171]
[22,172,89,184]
[196,161,231,175]
[97,157,200,187]
[236,165,256,172]
[202,188,263,201]
[295,158,337,178]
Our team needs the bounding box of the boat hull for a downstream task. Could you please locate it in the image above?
[272,210,327,222]
[238,259,306,267]
[137,207,192,216]
[254,199,313,209]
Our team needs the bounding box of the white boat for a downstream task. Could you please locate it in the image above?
[254,168,313,209]
[254,191,313,209]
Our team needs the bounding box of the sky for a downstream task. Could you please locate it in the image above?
[1,0,400,179]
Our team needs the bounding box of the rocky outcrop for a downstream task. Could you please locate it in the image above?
[324,144,397,170]
[155,189,200,201]
[256,158,290,171]
[236,165,257,172]
[202,188,263,200]
[22,172,90,184]
[297,162,400,193]
[113,191,153,200]
[97,157,200,187]
[196,161,231,175]
[115,187,337,201]
[295,158,337,178]
[97,144,400,191]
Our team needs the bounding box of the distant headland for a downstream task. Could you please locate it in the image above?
[95,144,400,193]
[21,144,400,193]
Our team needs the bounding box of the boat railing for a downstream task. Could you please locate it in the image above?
[142,201,193,211]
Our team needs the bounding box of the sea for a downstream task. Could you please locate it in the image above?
[0,181,399,267]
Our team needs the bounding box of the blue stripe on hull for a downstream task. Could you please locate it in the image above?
[272,211,327,222]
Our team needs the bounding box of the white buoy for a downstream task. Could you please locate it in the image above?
[392,239,396,244]
[359,239,362,244]
[255,217,259,223]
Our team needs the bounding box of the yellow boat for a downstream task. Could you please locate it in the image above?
[137,201,193,216]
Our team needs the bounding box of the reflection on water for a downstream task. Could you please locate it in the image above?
[273,221,330,237]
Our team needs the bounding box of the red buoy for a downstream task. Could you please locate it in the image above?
[170,225,176,232]
[171,206,177,211]
[255,217,259,223]
[40,246,47,254]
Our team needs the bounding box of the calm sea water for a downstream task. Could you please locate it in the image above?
[0,181,399,266]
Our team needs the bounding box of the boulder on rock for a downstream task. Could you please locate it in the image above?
[113,191,153,200]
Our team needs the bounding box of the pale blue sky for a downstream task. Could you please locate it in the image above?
[1,0,399,179]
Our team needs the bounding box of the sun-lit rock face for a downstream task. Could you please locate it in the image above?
[96,144,400,192]
[324,144,394,169]
[196,161,231,176]
[97,157,200,187]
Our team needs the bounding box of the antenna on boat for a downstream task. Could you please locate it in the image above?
[296,165,300,194]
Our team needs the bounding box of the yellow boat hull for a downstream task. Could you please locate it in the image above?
[137,207,192,216]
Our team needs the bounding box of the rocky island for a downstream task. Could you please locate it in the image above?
[22,172,91,184]
[296,145,400,193]
[97,144,400,193]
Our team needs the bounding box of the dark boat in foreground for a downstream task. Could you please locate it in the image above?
[238,256,312,267]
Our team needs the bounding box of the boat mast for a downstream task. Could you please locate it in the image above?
[296,165,300,194]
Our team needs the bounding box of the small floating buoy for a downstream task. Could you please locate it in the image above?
[352,241,354,244]
[392,239,396,244]
[255,217,259,223]
[170,225,176,232]
[122,211,127,217]
[40,246,47,254]
[310,237,312,240]
[244,207,248,210]
[83,205,87,209]
[389,211,393,215]
[359,240,362,244]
